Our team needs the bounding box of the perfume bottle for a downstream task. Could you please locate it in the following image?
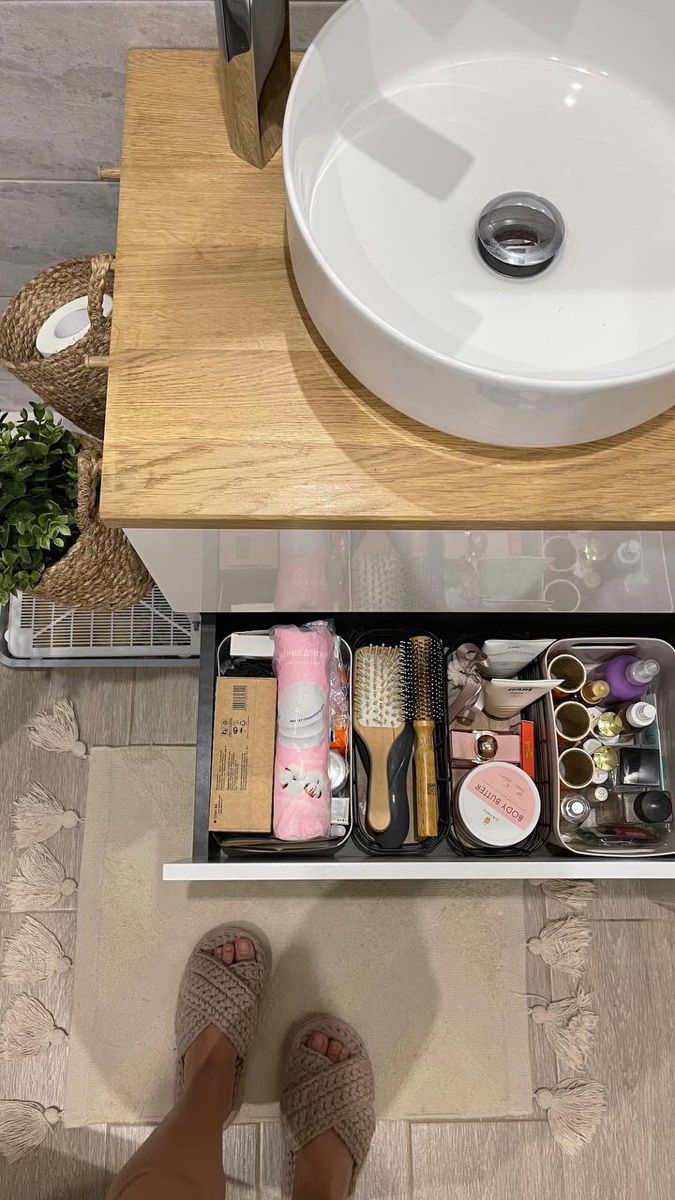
[603,655,660,702]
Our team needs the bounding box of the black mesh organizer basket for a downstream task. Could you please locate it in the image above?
[350,625,451,857]
[443,642,552,857]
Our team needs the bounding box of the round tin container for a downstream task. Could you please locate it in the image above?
[456,762,541,849]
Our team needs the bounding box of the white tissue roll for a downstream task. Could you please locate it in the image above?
[35,294,113,357]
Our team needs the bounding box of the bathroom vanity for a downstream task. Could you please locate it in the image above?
[100,50,675,881]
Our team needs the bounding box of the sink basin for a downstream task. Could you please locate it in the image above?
[283,0,675,447]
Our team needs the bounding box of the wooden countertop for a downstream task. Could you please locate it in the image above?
[101,50,675,530]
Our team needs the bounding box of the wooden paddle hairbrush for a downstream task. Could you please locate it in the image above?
[403,635,443,839]
[353,645,405,835]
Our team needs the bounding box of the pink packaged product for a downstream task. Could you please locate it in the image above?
[272,622,334,841]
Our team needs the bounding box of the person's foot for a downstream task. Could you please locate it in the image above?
[182,937,256,1111]
[292,1032,355,1200]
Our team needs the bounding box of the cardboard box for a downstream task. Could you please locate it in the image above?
[209,676,277,833]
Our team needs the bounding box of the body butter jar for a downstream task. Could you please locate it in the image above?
[455,762,541,850]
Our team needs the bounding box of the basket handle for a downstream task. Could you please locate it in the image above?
[76,443,103,530]
[87,254,115,341]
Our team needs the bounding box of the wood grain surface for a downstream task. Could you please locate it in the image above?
[100,50,675,531]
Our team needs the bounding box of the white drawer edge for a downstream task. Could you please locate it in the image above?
[163,858,675,882]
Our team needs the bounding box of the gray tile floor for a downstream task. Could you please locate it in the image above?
[0,663,674,1198]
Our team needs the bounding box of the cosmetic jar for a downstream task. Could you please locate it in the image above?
[633,791,673,825]
[455,762,541,849]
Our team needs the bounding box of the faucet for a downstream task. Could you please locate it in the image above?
[214,0,291,169]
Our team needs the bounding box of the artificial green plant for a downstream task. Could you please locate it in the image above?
[0,406,80,605]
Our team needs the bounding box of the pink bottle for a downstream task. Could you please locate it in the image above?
[603,655,660,703]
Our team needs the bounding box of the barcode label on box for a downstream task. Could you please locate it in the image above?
[232,684,248,712]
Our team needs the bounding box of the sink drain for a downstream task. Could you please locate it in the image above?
[476,192,565,278]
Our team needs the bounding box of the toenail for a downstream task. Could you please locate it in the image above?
[339,1046,349,1062]
[327,1039,342,1061]
[309,1032,328,1054]
[237,938,254,958]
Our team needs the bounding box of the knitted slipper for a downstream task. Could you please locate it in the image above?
[280,1013,376,1198]
[175,923,271,1122]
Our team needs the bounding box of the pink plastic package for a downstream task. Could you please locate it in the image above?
[273,622,334,841]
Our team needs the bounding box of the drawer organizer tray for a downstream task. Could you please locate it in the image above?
[210,629,354,856]
[544,637,675,858]
[187,612,675,876]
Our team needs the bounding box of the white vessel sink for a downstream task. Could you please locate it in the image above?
[283,0,675,447]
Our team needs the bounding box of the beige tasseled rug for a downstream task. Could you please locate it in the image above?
[64,746,533,1126]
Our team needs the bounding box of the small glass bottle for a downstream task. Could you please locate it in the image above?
[590,785,610,805]
[580,679,610,705]
[560,794,592,825]
[619,700,657,730]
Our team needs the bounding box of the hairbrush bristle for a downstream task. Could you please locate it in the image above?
[354,645,404,727]
[402,635,444,720]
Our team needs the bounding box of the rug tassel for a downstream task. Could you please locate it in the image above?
[535,1078,608,1156]
[0,1101,61,1163]
[1,916,73,987]
[527,917,591,983]
[530,880,598,912]
[0,994,68,1059]
[530,988,599,1071]
[12,782,80,849]
[4,844,78,911]
[25,699,87,758]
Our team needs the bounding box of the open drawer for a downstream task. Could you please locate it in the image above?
[164,612,675,881]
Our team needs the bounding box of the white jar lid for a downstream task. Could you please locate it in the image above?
[457,762,541,848]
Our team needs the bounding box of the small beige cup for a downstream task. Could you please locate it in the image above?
[559,748,595,791]
[555,700,593,745]
[549,653,587,697]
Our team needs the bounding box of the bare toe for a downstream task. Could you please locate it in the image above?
[213,943,235,965]
[308,1031,329,1055]
[235,937,255,961]
[327,1039,344,1063]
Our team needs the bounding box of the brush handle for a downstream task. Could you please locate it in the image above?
[359,725,396,833]
[413,718,438,839]
[375,723,413,850]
